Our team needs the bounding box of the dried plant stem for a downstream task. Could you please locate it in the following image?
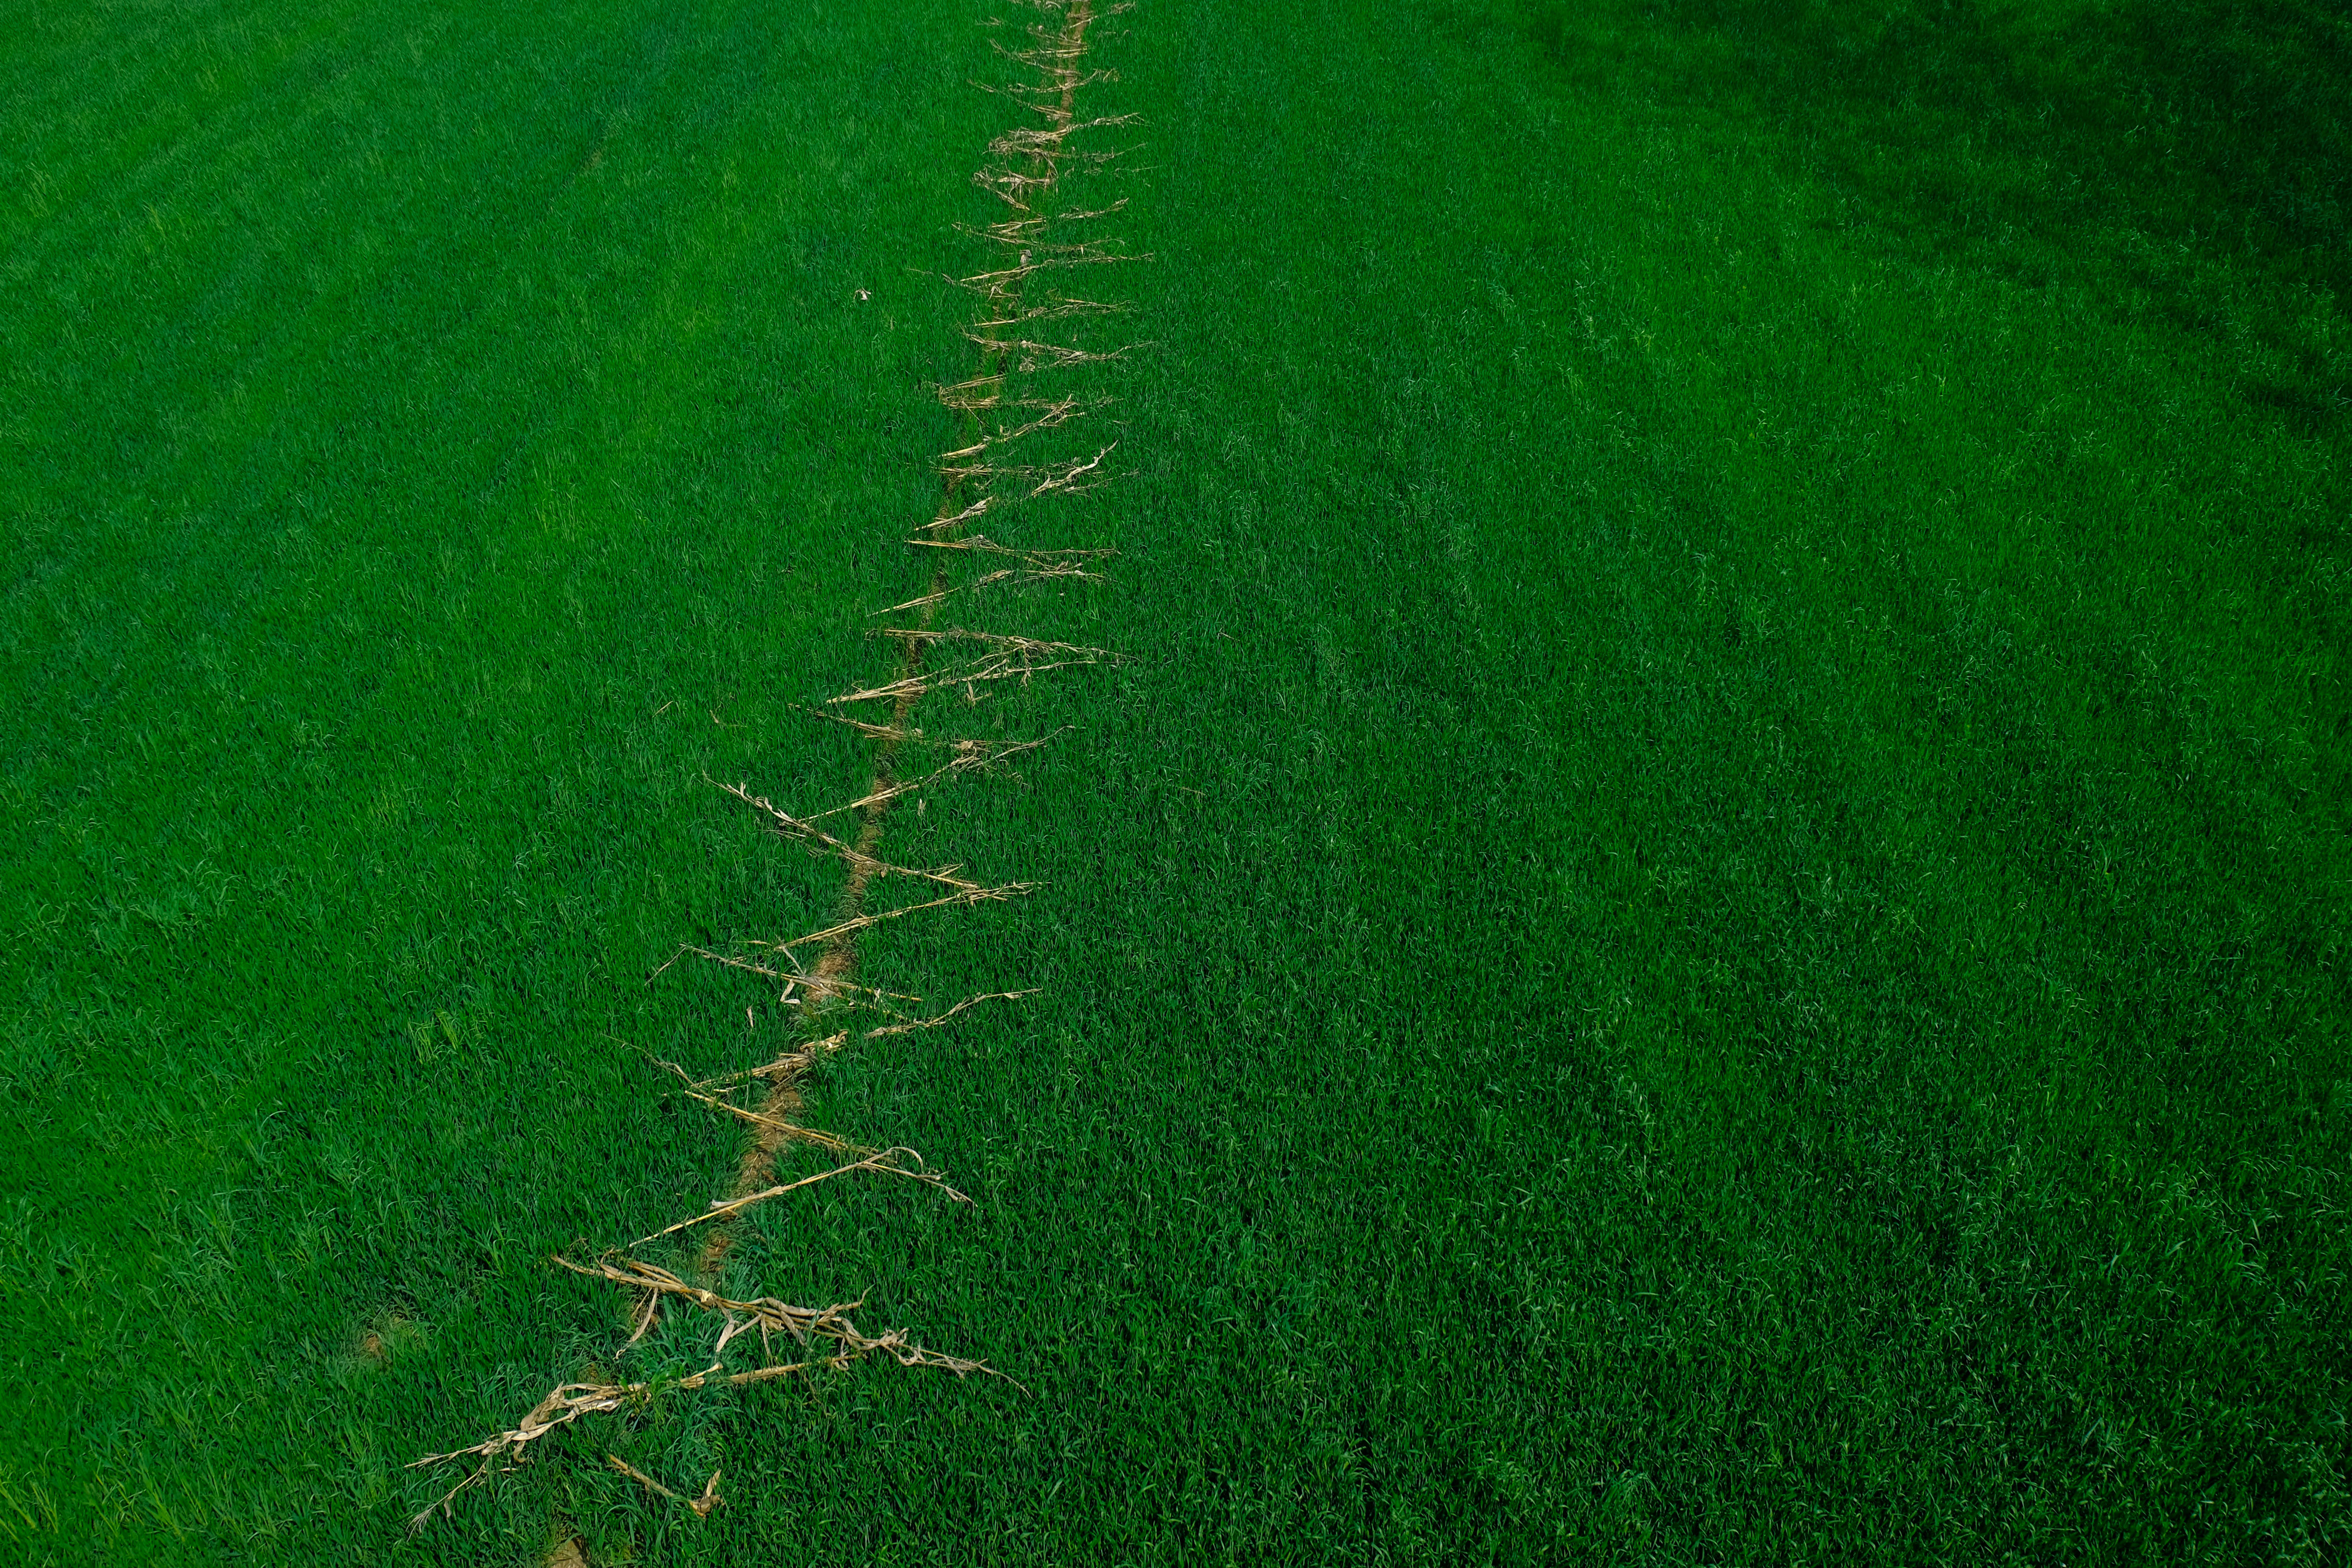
[938,394,1109,458]
[863,988,1041,1040]
[712,777,984,892]
[682,1033,850,1096]
[765,729,1062,822]
[760,882,1037,957]
[870,560,1103,617]
[959,334,1151,372]
[606,1455,720,1518]
[909,534,1115,564]
[683,1088,861,1154]
[412,1319,1002,1531]
[658,944,918,1012]
[936,441,1123,499]
[916,494,993,532]
[965,292,1129,330]
[565,1257,855,1352]
[557,1256,1021,1390]
[832,632,1119,706]
[633,1147,968,1249]
[948,247,1147,291]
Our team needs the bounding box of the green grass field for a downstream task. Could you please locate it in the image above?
[4,0,2347,1561]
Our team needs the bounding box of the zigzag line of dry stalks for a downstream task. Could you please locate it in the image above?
[407,1258,1011,1531]
[409,0,1134,1534]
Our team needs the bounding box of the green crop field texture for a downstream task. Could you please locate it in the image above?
[4,0,2347,1562]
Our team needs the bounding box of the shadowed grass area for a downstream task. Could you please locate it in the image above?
[1508,0,2350,431]
[3,0,2346,1561]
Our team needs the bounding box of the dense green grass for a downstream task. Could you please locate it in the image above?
[5,0,2347,1561]
[2,0,995,1552]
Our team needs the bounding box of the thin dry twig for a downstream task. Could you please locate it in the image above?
[915,494,993,534]
[682,1087,862,1154]
[606,1454,720,1519]
[557,1258,1018,1392]
[980,111,1139,149]
[758,732,1068,818]
[907,534,1115,566]
[411,1315,1005,1530]
[606,1452,676,1501]
[793,706,921,742]
[712,777,985,892]
[624,1281,662,1349]
[935,441,1122,499]
[831,630,1119,705]
[947,247,1147,287]
[960,335,1150,373]
[757,881,1038,956]
[862,988,1041,1040]
[563,1257,862,1354]
[939,395,1109,459]
[965,292,1130,330]
[628,1147,969,1249]
[1025,440,1122,497]
[681,1031,853,1096]
[655,942,919,1010]
[968,69,1123,108]
[872,559,1103,615]
[934,373,1009,411]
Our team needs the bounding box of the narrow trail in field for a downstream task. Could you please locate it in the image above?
[695,0,1131,1258]
[408,0,1142,1543]
[697,524,944,1275]
[675,0,1141,1340]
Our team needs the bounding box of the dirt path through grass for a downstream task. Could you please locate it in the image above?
[699,0,1127,1274]
[405,0,1144,1541]
[691,0,1128,1274]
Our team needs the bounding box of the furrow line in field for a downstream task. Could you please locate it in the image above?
[406,0,1141,1541]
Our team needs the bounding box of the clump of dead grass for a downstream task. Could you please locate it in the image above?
[407,1251,1016,1531]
